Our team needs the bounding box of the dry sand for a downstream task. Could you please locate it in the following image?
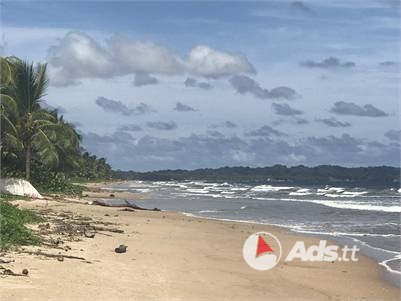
[0,196,399,301]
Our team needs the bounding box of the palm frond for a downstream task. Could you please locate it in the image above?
[12,60,47,114]
[1,113,18,136]
[0,57,12,86]
[0,94,18,119]
[2,132,23,150]
[32,128,59,168]
[34,63,48,102]
[32,110,56,122]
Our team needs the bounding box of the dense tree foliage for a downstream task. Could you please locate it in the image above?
[114,165,401,188]
[1,56,112,186]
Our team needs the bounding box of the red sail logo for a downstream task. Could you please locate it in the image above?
[256,235,274,257]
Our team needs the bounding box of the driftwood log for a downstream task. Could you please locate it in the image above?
[93,199,160,211]
[19,250,86,261]
[0,266,26,277]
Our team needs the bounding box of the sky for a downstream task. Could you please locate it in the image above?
[1,0,400,171]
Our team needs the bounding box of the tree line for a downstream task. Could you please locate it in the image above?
[114,165,401,188]
[0,56,111,186]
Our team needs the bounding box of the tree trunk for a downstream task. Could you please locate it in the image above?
[25,142,31,180]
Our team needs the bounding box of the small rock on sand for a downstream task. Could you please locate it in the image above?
[114,245,127,253]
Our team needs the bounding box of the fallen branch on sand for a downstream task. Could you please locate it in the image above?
[119,208,135,212]
[19,250,86,261]
[92,226,124,233]
[92,199,160,211]
[0,266,26,277]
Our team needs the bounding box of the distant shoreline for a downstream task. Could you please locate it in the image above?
[113,165,401,188]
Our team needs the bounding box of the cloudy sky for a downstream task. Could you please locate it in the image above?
[1,0,400,170]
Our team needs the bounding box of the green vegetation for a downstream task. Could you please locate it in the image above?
[0,56,112,192]
[114,165,401,188]
[0,199,43,250]
[0,193,30,201]
[0,56,113,250]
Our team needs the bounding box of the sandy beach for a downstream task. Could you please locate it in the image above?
[0,193,399,301]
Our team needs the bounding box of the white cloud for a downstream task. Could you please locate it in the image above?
[109,35,185,75]
[46,31,255,86]
[48,31,113,86]
[185,46,255,77]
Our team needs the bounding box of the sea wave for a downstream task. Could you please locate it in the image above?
[310,201,401,213]
[251,185,294,192]
[254,197,401,213]
[380,256,401,275]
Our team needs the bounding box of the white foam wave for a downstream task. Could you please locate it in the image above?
[342,191,369,196]
[185,188,210,194]
[313,201,401,213]
[198,210,219,213]
[289,192,313,196]
[324,193,359,198]
[251,185,294,192]
[318,187,345,193]
[292,229,401,239]
[379,255,401,275]
[255,197,401,212]
[231,187,249,191]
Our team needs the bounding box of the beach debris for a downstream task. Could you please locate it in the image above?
[57,256,64,262]
[22,269,29,275]
[0,266,26,277]
[84,228,96,238]
[93,199,160,211]
[19,250,86,261]
[114,245,127,253]
[38,223,51,230]
[119,208,135,212]
[92,226,124,234]
[0,258,14,264]
[109,194,115,197]
[64,245,72,251]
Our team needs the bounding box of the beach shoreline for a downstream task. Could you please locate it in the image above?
[0,192,399,301]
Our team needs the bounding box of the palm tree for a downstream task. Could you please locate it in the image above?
[9,59,59,180]
[0,94,22,158]
[50,110,82,175]
[0,58,22,161]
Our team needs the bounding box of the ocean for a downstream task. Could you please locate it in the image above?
[105,180,401,284]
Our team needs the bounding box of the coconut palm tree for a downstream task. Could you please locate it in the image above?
[49,110,82,175]
[8,59,59,180]
[0,57,22,161]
